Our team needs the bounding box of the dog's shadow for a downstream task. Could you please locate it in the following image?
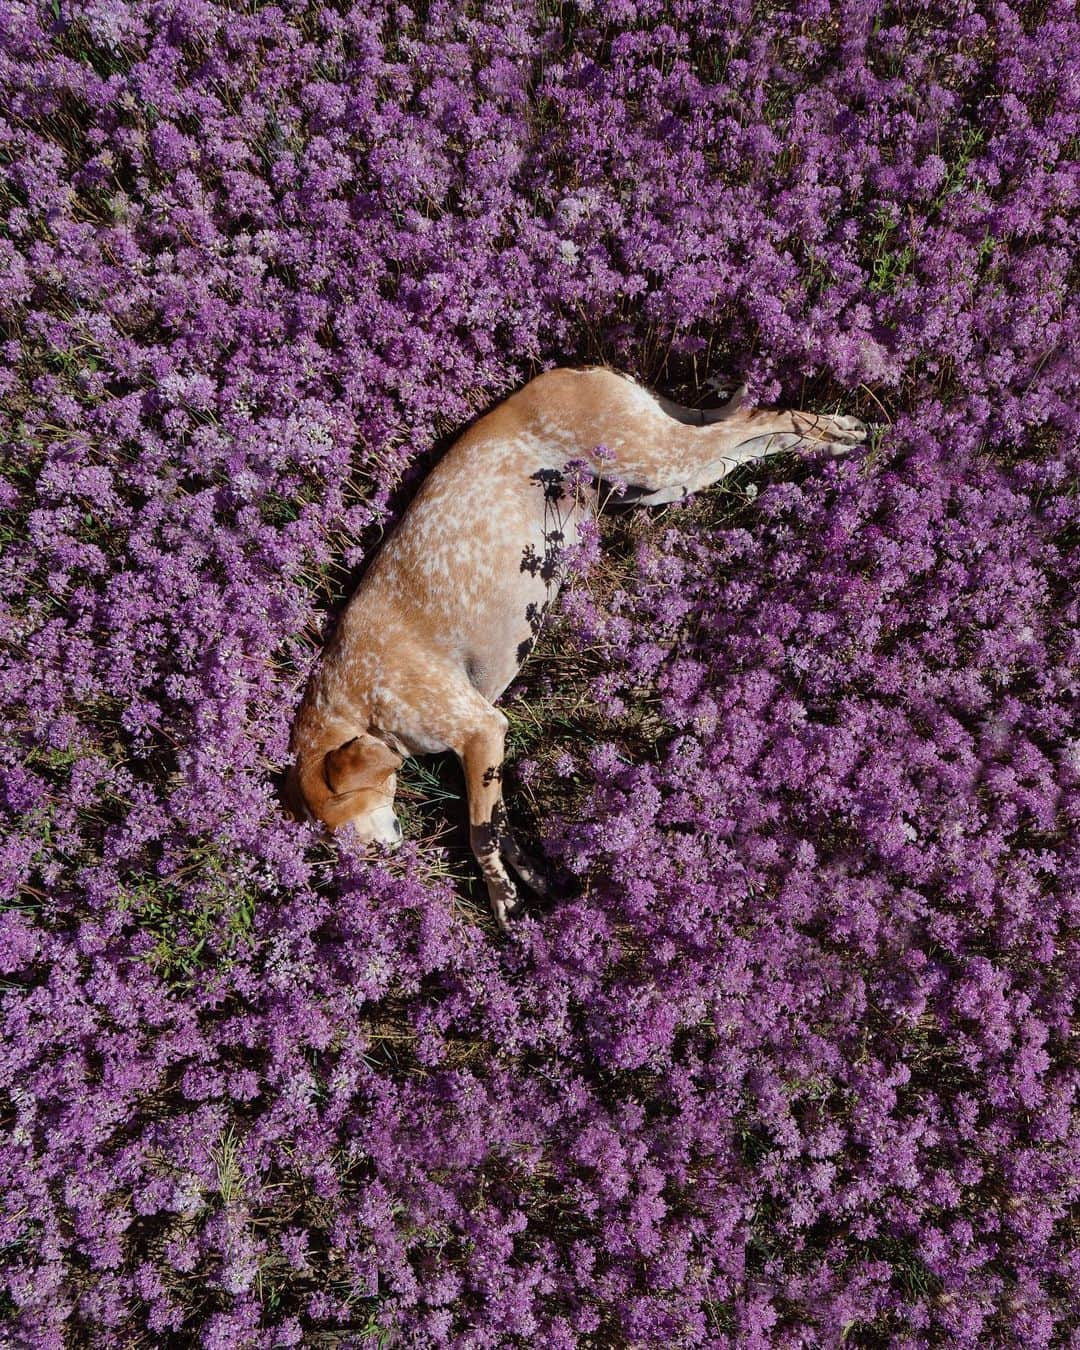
[393,750,571,923]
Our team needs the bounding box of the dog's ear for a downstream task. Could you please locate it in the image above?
[323,735,402,795]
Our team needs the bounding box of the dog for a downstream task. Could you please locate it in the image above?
[285,366,867,927]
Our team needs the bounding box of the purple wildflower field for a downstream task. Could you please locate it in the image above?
[2,0,1079,1344]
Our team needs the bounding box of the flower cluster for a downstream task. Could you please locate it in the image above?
[1,0,1077,1344]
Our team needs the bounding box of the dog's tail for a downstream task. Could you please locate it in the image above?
[514,366,867,505]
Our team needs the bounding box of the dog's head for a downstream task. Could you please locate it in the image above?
[285,732,404,845]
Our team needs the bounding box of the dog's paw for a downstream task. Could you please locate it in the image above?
[487,876,523,932]
[794,411,868,453]
[503,841,551,897]
[826,413,869,447]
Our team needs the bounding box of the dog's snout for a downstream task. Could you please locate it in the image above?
[366,804,403,848]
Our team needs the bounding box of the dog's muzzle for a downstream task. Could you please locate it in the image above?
[367,805,404,849]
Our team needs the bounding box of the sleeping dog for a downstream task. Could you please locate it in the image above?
[285,367,866,927]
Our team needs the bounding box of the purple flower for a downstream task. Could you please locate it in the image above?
[1,0,1078,1342]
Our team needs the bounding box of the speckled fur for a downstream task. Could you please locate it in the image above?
[286,366,867,927]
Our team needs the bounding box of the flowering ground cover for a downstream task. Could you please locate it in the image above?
[2,0,1079,1344]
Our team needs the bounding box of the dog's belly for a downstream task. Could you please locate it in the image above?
[460,574,555,702]
[458,512,580,702]
[367,455,590,703]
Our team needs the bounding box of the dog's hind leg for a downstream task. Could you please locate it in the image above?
[626,412,867,505]
[519,368,867,503]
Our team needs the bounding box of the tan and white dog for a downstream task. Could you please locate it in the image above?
[285,366,866,927]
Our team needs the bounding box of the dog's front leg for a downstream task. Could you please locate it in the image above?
[458,707,522,930]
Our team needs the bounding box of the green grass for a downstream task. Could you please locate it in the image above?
[210,1124,245,1205]
[933,127,985,211]
[867,207,915,295]
[115,842,259,987]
